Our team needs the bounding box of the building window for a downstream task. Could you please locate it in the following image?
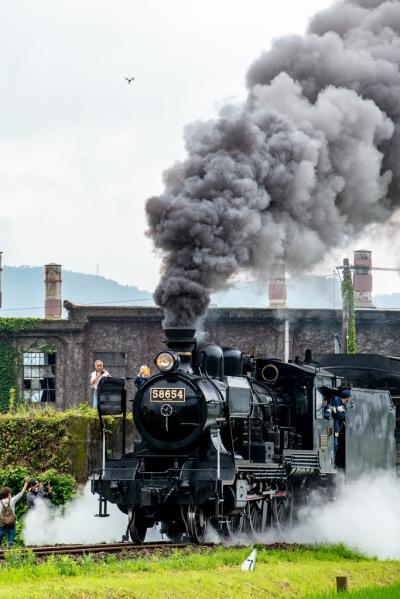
[23,352,56,402]
[93,352,127,379]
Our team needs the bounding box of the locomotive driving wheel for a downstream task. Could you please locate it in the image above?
[246,500,264,537]
[128,508,147,544]
[221,512,244,538]
[187,505,207,543]
[271,491,293,532]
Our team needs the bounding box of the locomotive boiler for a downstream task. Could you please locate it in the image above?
[92,327,396,543]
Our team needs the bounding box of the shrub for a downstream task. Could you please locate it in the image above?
[0,413,72,473]
[37,469,76,506]
[0,466,77,547]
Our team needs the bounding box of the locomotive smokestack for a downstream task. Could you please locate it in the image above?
[163,327,197,372]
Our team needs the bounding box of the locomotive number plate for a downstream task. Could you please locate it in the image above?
[150,388,185,402]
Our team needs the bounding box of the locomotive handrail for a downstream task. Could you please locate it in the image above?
[204,375,236,490]
[138,467,217,477]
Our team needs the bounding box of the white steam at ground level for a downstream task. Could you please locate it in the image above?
[23,483,128,545]
[252,472,400,560]
[23,473,400,559]
[23,482,163,545]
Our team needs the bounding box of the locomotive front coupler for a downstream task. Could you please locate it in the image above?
[146,486,178,521]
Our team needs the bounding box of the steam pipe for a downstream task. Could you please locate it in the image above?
[284,319,289,362]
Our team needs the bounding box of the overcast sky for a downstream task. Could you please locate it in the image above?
[1,0,399,296]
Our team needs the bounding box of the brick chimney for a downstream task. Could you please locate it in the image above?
[44,264,62,319]
[353,250,374,309]
[268,263,287,307]
[0,252,2,309]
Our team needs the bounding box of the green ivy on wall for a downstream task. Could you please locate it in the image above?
[341,260,357,354]
[0,408,119,480]
[0,412,73,472]
[0,318,40,412]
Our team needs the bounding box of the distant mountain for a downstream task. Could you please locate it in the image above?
[1,266,399,317]
[212,278,400,310]
[212,276,343,309]
[1,266,153,317]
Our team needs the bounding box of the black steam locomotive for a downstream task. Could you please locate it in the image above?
[92,328,396,543]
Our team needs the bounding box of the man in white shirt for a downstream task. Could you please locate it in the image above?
[90,360,110,408]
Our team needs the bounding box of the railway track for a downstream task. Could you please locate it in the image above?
[0,541,215,560]
[0,541,300,561]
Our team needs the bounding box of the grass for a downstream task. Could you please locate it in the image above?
[0,544,399,598]
[309,584,400,598]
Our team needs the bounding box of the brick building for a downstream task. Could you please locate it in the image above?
[7,300,400,409]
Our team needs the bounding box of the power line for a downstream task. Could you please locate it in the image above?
[0,273,345,314]
[0,273,344,313]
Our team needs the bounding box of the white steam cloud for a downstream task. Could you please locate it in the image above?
[22,474,400,558]
[146,0,400,326]
[23,483,127,545]
[22,482,163,545]
[259,472,400,560]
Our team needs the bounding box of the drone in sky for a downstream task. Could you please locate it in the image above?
[125,76,135,84]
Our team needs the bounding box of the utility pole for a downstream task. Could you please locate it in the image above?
[0,252,2,309]
[336,252,400,352]
[341,259,349,353]
[341,258,357,354]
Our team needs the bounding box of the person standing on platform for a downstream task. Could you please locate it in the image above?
[90,360,110,408]
[134,365,150,389]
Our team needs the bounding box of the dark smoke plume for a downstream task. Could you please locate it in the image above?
[146,0,400,326]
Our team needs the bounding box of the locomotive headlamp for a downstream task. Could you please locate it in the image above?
[155,351,180,372]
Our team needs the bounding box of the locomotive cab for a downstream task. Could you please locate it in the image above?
[319,353,398,478]
[254,357,337,472]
